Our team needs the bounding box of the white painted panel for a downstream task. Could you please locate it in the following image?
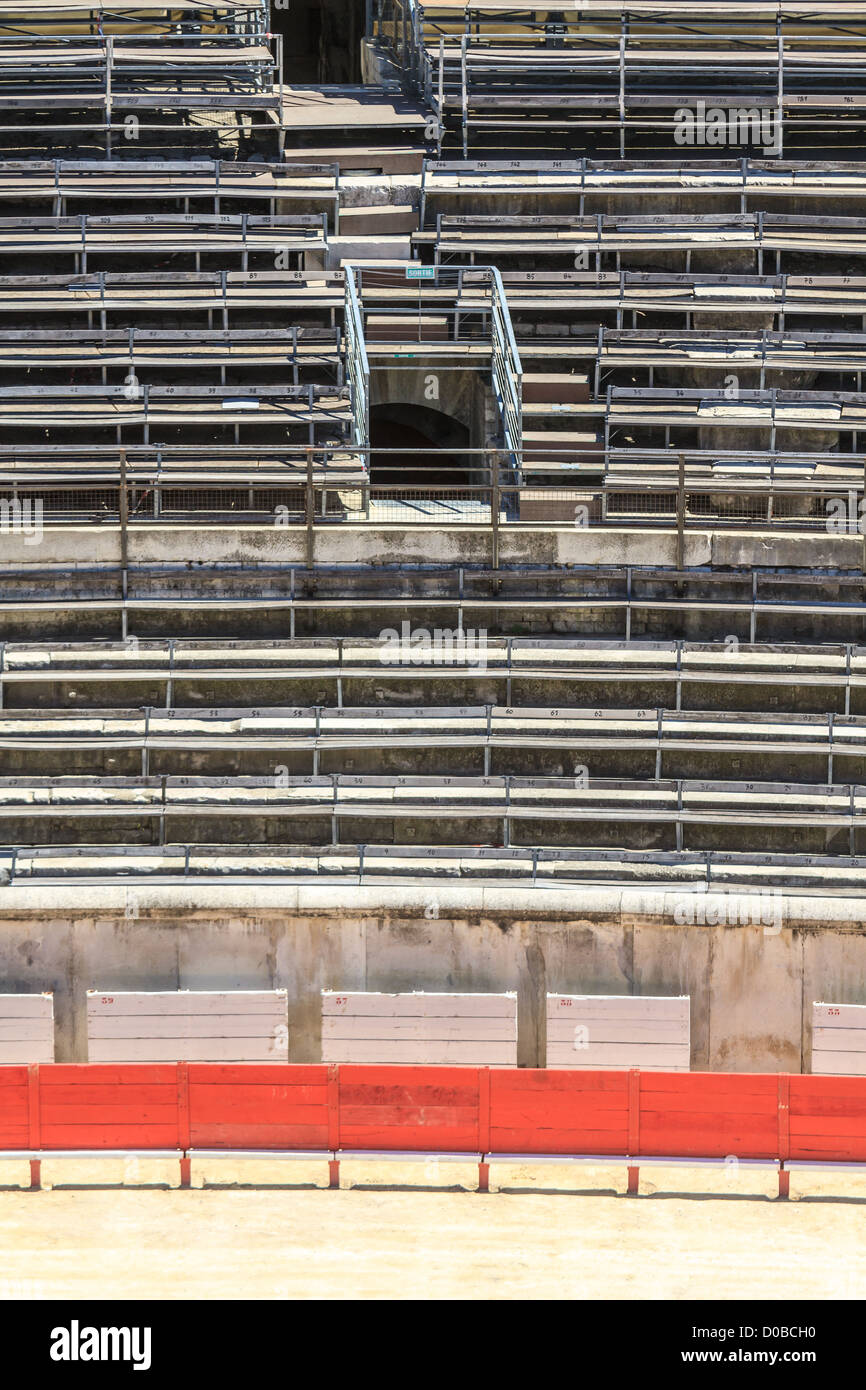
[813,1027,866,1054]
[813,1003,866,1029]
[547,1018,688,1044]
[321,991,517,1065]
[88,1037,288,1063]
[546,994,690,1070]
[322,991,516,1017]
[548,995,689,1022]
[812,1002,866,1074]
[812,1051,866,1077]
[323,1017,516,1041]
[87,990,286,1015]
[321,1039,515,1065]
[0,993,53,1063]
[89,1015,287,1040]
[546,1041,690,1069]
[0,993,54,1018]
[87,990,287,1063]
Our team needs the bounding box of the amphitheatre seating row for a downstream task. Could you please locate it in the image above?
[0,271,345,324]
[5,572,866,643]
[417,212,866,270]
[0,704,865,782]
[0,213,328,267]
[3,159,341,220]
[2,842,864,893]
[0,383,352,447]
[499,271,866,332]
[0,773,861,855]
[1,637,864,709]
[0,1,268,36]
[419,158,866,224]
[0,326,344,383]
[425,31,866,156]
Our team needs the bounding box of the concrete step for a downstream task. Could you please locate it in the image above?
[521,429,604,467]
[282,147,425,175]
[338,204,419,236]
[365,313,449,341]
[522,372,590,404]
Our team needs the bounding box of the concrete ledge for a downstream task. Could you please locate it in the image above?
[1,523,860,569]
[0,880,865,927]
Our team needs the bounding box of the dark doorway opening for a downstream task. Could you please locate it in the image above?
[370,403,472,486]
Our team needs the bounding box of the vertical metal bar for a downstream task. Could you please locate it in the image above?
[28,1064,41,1191]
[327,1063,340,1189]
[676,452,685,575]
[305,446,315,570]
[119,448,128,641]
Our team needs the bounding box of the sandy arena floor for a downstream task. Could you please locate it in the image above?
[1,1157,865,1299]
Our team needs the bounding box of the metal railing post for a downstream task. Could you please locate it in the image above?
[676,452,685,578]
[305,446,315,570]
[119,448,128,641]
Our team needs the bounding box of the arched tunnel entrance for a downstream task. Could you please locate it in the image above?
[370,403,472,487]
[269,0,363,84]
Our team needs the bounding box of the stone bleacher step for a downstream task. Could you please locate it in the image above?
[522,372,590,405]
[521,429,604,468]
[338,205,419,236]
[364,313,449,341]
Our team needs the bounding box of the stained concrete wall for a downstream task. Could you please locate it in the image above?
[1,884,865,1072]
[1,522,863,571]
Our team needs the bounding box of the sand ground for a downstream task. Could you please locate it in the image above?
[1,1157,865,1299]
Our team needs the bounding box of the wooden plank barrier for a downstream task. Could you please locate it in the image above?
[811,1002,866,1076]
[546,994,690,1070]
[0,992,54,1064]
[321,991,517,1066]
[86,990,289,1063]
[1,1063,866,1196]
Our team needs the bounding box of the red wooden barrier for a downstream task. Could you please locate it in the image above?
[637,1071,779,1159]
[489,1069,629,1155]
[188,1064,330,1150]
[336,1065,481,1152]
[3,1064,866,1195]
[790,1075,866,1162]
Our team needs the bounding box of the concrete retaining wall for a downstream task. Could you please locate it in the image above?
[0,884,864,1072]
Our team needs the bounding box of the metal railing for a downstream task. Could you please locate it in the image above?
[489,266,523,479]
[344,268,370,452]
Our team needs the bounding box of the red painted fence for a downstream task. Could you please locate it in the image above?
[2,1064,866,1192]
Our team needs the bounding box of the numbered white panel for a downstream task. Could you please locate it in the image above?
[0,992,54,1063]
[87,990,288,1062]
[322,991,517,1065]
[812,1002,866,1075]
[547,994,690,1070]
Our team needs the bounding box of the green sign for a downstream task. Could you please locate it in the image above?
[405,265,436,280]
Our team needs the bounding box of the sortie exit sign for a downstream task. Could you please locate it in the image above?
[405,265,436,280]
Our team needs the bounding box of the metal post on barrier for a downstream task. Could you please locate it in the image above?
[177,1062,191,1189]
[27,1064,41,1192]
[478,1067,490,1193]
[327,1063,340,1189]
[627,1067,640,1195]
[305,447,315,571]
[777,1074,791,1199]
